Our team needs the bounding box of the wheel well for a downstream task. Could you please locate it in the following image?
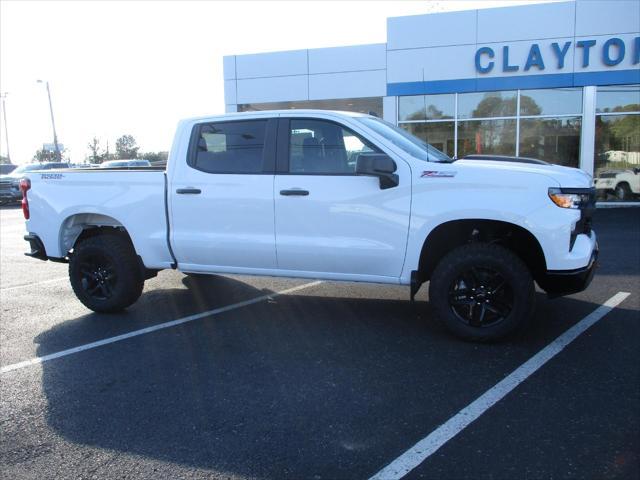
[74,225,135,250]
[61,215,158,280]
[616,181,630,189]
[60,213,131,255]
[418,219,547,283]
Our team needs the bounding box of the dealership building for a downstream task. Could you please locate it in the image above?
[223,0,640,202]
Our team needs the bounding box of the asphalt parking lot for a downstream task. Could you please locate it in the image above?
[1,205,638,479]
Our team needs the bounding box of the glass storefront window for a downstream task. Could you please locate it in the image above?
[399,94,455,121]
[425,94,455,120]
[596,85,640,113]
[519,88,582,116]
[594,113,640,201]
[404,122,455,158]
[237,97,383,117]
[457,120,517,157]
[594,85,640,202]
[457,91,517,119]
[519,117,581,167]
[398,96,425,121]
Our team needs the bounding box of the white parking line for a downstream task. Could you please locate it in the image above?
[369,291,631,480]
[0,280,322,374]
[0,277,68,292]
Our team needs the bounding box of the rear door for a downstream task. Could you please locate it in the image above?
[273,115,411,280]
[170,117,278,272]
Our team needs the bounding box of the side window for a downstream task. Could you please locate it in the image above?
[193,120,267,174]
[289,119,380,174]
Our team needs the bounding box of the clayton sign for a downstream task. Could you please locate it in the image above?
[475,37,640,74]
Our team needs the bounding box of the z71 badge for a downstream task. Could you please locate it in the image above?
[41,173,64,180]
[421,170,457,178]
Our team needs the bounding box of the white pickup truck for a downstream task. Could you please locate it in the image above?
[21,110,598,341]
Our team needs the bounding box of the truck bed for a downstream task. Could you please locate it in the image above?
[25,169,173,269]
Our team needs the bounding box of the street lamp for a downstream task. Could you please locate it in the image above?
[0,92,10,163]
[36,79,61,161]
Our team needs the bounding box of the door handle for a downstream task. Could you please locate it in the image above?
[176,188,201,194]
[280,189,309,196]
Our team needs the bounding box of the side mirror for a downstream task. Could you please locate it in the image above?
[634,168,640,175]
[356,153,399,189]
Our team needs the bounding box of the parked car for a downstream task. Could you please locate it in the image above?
[0,164,17,175]
[0,162,69,204]
[21,111,597,341]
[99,159,151,168]
[594,168,640,200]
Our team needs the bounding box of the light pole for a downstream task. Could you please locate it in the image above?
[36,80,61,161]
[0,92,10,163]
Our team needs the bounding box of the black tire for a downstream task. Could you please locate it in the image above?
[615,183,632,201]
[69,234,144,313]
[428,243,535,342]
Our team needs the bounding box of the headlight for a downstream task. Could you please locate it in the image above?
[548,187,594,209]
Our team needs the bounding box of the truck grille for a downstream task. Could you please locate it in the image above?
[570,188,596,250]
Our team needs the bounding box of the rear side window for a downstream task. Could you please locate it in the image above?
[192,120,267,173]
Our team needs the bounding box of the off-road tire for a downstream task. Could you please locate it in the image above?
[429,243,535,342]
[69,234,144,313]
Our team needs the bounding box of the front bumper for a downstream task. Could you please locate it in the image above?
[539,244,598,298]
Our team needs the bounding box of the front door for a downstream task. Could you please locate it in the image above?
[274,116,411,280]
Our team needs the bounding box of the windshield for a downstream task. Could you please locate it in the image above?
[11,164,43,175]
[100,161,125,167]
[355,117,452,163]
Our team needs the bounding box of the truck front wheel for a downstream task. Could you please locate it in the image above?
[615,183,633,201]
[69,234,144,313]
[428,243,535,342]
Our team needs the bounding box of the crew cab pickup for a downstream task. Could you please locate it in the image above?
[21,110,598,341]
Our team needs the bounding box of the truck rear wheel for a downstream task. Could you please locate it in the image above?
[428,243,535,342]
[69,234,144,313]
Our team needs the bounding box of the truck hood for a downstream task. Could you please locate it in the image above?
[455,158,592,188]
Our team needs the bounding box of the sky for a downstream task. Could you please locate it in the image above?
[0,0,558,164]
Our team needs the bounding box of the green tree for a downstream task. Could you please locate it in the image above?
[115,134,139,159]
[32,149,57,163]
[518,95,542,116]
[87,137,104,164]
[472,95,523,118]
[139,151,168,164]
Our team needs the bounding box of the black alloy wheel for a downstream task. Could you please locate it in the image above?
[79,253,118,301]
[69,234,144,313]
[429,243,535,342]
[448,266,514,328]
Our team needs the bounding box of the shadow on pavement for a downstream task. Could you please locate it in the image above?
[29,276,631,479]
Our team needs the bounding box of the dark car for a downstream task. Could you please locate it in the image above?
[0,162,70,204]
[0,164,17,175]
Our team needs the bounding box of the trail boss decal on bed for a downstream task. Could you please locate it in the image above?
[40,173,64,180]
[421,171,457,178]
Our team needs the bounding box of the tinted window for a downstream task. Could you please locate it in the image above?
[193,120,266,174]
[289,119,379,174]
